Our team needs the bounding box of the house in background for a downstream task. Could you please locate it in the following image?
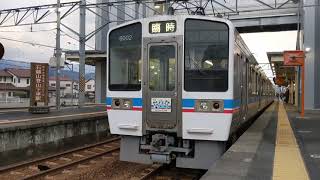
[85,78,95,92]
[85,78,95,99]
[0,70,14,98]
[49,76,79,98]
[7,69,31,88]
[0,69,30,99]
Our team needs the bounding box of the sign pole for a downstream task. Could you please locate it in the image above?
[301,64,305,117]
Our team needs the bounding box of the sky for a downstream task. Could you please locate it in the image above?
[0,0,96,63]
[0,0,297,79]
[241,31,297,78]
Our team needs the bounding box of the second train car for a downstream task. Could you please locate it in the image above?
[106,15,274,169]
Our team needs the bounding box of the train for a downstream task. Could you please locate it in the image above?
[106,15,274,169]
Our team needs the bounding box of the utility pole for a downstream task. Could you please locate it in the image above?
[55,0,61,110]
[165,0,170,14]
[79,0,86,108]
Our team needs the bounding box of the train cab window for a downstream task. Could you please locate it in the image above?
[184,19,229,92]
[108,23,142,91]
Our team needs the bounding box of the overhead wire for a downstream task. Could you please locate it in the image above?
[0,28,56,33]
[60,29,95,50]
[0,36,71,51]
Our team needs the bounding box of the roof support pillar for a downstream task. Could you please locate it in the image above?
[303,0,320,109]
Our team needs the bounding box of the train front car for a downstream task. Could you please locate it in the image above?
[107,16,235,169]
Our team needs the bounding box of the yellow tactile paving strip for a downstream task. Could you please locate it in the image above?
[272,102,310,180]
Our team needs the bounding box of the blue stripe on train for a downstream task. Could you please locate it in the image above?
[182,99,195,108]
[106,97,142,106]
[106,97,112,106]
[107,97,257,109]
[132,98,143,106]
[182,99,240,109]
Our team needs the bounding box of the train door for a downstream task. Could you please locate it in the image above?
[243,58,249,120]
[258,75,262,110]
[144,43,178,129]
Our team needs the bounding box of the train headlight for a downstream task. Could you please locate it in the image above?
[213,102,220,109]
[211,100,224,112]
[112,99,121,109]
[112,98,132,110]
[200,102,209,110]
[122,99,132,109]
[196,100,210,112]
[195,100,224,112]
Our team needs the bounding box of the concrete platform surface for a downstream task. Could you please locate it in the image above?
[201,101,319,180]
[0,104,109,153]
[0,105,107,130]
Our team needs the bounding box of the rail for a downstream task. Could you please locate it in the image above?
[0,137,120,179]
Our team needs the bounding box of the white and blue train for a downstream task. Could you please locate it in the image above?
[106,15,274,169]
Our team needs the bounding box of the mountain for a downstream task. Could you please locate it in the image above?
[0,59,95,80]
[85,73,95,80]
[0,59,30,69]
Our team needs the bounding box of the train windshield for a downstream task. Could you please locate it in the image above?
[184,19,229,92]
[108,23,142,91]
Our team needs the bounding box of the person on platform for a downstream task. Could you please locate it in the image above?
[284,87,289,103]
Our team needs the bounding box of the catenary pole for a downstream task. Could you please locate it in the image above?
[55,0,61,110]
[79,0,86,108]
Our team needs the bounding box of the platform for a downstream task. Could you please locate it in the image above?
[0,105,108,153]
[201,101,320,180]
[0,105,106,128]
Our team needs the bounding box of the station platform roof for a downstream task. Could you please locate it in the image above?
[267,51,296,86]
[64,50,107,66]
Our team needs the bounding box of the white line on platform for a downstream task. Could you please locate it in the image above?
[298,130,312,133]
[0,109,28,113]
[0,111,107,125]
[0,104,104,113]
[0,104,105,113]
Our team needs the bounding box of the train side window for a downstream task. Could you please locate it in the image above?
[184,19,229,92]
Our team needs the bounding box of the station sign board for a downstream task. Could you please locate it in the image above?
[149,20,176,34]
[283,50,305,66]
[30,63,49,106]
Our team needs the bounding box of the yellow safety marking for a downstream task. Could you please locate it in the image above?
[273,102,310,180]
[0,111,107,125]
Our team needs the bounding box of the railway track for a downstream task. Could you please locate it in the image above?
[0,137,120,180]
[137,164,206,180]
